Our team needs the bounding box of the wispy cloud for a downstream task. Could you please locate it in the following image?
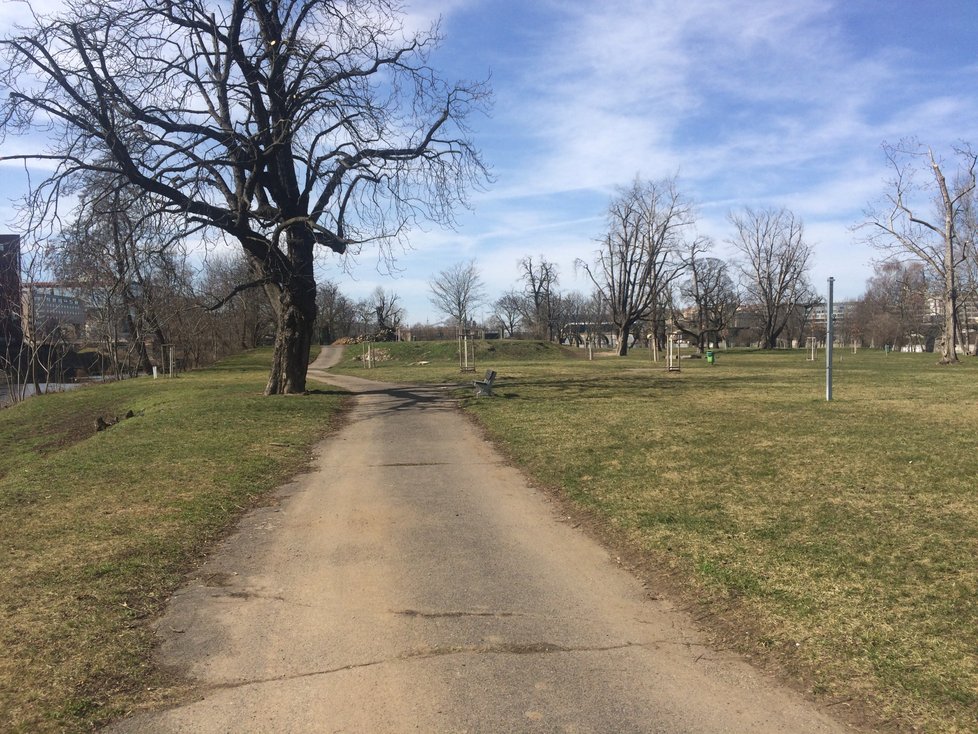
[4,0,978,318]
[429,0,978,305]
[505,0,881,195]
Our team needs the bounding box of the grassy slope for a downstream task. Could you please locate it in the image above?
[338,341,978,733]
[0,350,345,732]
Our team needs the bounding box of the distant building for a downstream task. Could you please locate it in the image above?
[1,234,22,352]
[811,301,855,326]
[21,282,88,342]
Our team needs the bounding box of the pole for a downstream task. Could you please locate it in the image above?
[826,277,834,401]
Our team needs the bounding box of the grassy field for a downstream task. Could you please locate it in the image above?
[5,339,975,732]
[0,349,346,732]
[333,341,978,733]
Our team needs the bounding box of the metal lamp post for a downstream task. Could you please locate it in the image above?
[826,277,834,401]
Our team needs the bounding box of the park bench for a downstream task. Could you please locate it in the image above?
[473,369,497,397]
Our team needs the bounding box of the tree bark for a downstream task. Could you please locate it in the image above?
[263,229,317,395]
[939,281,959,364]
[616,325,630,356]
[265,281,316,395]
[934,154,961,364]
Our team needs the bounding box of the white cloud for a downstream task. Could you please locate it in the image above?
[441,0,978,312]
[487,0,978,207]
[4,0,978,319]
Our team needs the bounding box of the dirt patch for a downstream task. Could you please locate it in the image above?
[35,406,116,454]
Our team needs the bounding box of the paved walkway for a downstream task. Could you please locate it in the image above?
[110,347,850,733]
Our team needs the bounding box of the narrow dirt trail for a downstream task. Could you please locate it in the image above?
[110,347,851,733]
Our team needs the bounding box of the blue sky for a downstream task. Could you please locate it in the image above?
[4,0,978,324]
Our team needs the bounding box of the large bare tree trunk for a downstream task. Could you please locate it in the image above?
[616,325,630,356]
[937,160,960,364]
[265,280,316,395]
[263,230,317,395]
[939,284,959,364]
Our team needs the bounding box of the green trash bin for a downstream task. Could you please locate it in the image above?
[706,350,715,364]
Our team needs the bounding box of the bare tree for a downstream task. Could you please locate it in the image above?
[850,260,933,350]
[351,298,376,338]
[1,0,489,393]
[562,288,609,349]
[958,197,978,354]
[144,255,210,369]
[518,255,560,340]
[549,291,575,345]
[371,287,404,334]
[578,176,692,356]
[54,173,185,374]
[550,289,587,346]
[729,206,814,349]
[492,289,525,338]
[677,243,740,352]
[858,141,977,363]
[314,281,359,345]
[1,235,23,388]
[959,248,978,355]
[783,283,822,350]
[199,253,277,354]
[428,259,486,327]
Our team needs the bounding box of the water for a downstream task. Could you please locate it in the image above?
[0,382,82,408]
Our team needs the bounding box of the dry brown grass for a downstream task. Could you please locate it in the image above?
[0,350,345,732]
[455,348,978,733]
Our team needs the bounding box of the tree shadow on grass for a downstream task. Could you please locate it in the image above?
[484,374,688,401]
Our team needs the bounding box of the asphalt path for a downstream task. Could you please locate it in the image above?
[110,346,850,733]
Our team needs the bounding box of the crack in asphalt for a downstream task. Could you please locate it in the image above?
[198,641,648,694]
[205,590,313,608]
[394,609,524,619]
[372,462,452,467]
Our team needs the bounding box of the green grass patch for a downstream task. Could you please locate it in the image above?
[0,349,345,732]
[452,347,977,733]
